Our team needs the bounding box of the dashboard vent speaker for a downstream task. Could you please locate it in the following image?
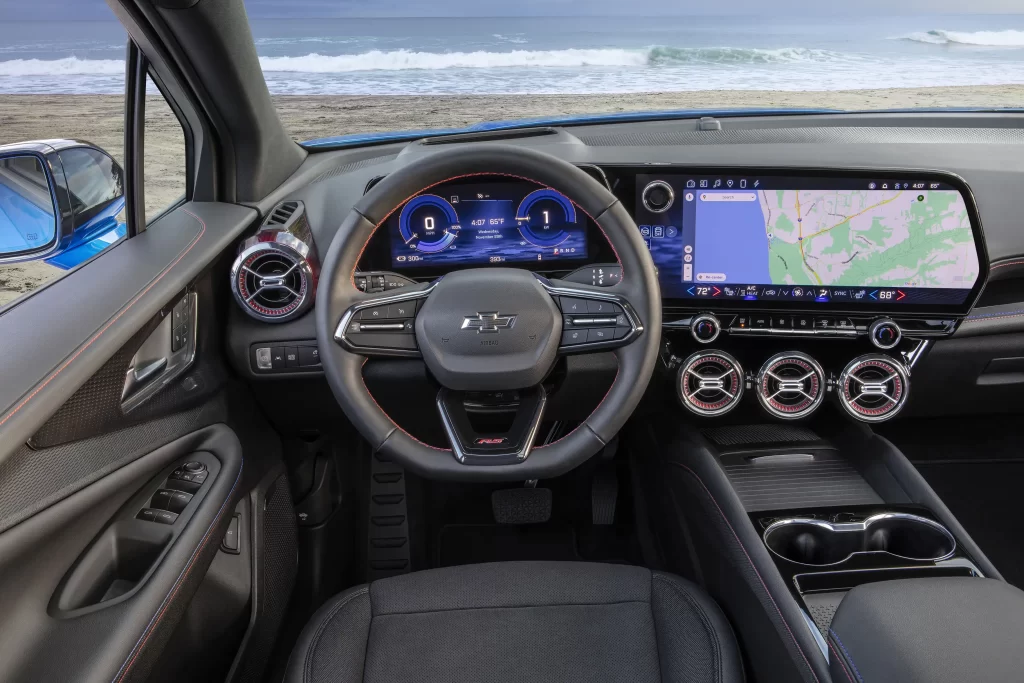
[837,355,910,423]
[678,350,745,417]
[231,201,319,323]
[755,352,826,420]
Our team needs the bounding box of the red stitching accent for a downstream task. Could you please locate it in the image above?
[351,171,623,289]
[828,640,856,683]
[114,463,241,683]
[991,259,1024,270]
[0,210,206,430]
[671,461,822,683]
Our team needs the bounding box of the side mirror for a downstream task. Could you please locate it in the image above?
[0,140,126,271]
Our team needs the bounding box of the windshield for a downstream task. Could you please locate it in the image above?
[1,3,1022,145]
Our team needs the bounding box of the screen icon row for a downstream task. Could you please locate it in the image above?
[686,179,759,189]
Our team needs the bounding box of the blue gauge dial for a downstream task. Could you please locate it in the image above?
[516,188,577,248]
[399,194,461,253]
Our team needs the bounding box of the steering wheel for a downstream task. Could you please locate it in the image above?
[315,145,661,481]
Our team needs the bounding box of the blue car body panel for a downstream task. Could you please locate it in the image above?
[44,196,126,270]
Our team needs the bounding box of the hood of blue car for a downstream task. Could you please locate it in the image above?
[300,106,1024,150]
[300,108,840,149]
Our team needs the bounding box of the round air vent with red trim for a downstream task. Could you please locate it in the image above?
[677,350,745,417]
[755,352,825,420]
[837,354,910,422]
[230,201,318,323]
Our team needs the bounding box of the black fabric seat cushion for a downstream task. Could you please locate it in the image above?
[286,561,742,683]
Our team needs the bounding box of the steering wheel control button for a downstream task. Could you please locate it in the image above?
[869,318,902,349]
[690,313,720,344]
[838,355,910,422]
[642,180,675,214]
[387,301,418,319]
[359,304,390,320]
[586,299,621,315]
[561,329,587,345]
[756,352,826,420]
[587,328,616,343]
[559,297,590,314]
[678,351,744,417]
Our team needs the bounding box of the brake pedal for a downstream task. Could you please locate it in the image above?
[492,487,552,524]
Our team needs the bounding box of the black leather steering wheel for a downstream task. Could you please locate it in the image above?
[316,144,661,481]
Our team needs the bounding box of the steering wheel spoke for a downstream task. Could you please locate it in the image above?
[333,284,434,357]
[437,386,547,465]
[542,279,644,354]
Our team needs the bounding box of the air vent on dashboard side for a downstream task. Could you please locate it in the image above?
[231,201,318,323]
[837,355,910,423]
[756,352,825,420]
[677,350,744,417]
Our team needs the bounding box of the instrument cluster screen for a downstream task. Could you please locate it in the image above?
[388,180,588,269]
[635,173,983,310]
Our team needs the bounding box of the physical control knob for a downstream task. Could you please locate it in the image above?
[641,180,675,214]
[869,319,901,350]
[691,313,721,344]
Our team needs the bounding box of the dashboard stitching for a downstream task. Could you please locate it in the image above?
[670,461,822,683]
[0,209,206,431]
[990,260,1024,270]
[964,310,1024,322]
[351,171,622,290]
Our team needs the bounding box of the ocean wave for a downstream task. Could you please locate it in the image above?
[901,29,1024,47]
[258,46,850,73]
[0,56,123,76]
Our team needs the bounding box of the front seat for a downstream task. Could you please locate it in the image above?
[286,561,743,682]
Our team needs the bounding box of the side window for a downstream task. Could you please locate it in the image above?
[144,75,187,221]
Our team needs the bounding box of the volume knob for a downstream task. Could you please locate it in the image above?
[691,313,721,344]
[869,319,901,350]
[642,180,675,214]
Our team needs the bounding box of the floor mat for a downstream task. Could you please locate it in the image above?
[438,523,579,567]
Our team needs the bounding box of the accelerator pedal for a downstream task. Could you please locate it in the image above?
[591,464,618,526]
[492,487,552,525]
[367,450,411,580]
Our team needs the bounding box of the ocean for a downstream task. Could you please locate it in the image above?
[1,14,1023,95]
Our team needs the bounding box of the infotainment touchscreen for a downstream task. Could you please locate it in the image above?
[387,180,588,269]
[635,174,982,308]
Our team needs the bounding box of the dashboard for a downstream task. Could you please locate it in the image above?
[230,111,1024,427]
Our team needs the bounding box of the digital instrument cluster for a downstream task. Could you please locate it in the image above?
[634,171,985,313]
[387,180,589,269]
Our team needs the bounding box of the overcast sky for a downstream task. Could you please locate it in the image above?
[2,0,1023,20]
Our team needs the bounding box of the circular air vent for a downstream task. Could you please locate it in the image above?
[837,355,910,422]
[677,350,745,417]
[231,242,314,322]
[756,352,826,420]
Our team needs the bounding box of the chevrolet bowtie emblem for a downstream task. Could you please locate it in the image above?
[461,312,517,333]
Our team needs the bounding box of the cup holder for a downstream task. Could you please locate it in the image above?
[764,513,956,567]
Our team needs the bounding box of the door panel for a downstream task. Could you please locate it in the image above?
[0,202,298,682]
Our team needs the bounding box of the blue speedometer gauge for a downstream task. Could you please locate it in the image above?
[516,188,577,248]
[399,194,461,253]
